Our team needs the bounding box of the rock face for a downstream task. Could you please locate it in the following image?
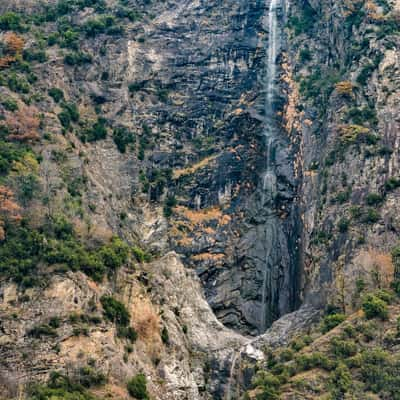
[0,0,399,398]
[0,253,245,400]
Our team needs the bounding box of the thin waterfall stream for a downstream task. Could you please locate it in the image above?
[225,0,282,398]
[260,0,281,332]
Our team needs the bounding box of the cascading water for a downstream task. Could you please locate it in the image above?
[225,2,285,398]
[260,0,281,332]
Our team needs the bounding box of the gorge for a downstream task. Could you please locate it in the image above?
[0,0,400,399]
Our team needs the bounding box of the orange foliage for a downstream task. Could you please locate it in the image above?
[335,81,354,96]
[1,105,40,142]
[4,32,24,54]
[0,32,24,69]
[0,186,21,240]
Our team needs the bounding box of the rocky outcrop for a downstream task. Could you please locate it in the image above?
[0,252,245,400]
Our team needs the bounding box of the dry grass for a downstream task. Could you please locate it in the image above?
[131,298,160,341]
[173,155,217,179]
[191,253,225,262]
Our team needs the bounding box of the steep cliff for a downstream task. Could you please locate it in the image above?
[0,0,399,399]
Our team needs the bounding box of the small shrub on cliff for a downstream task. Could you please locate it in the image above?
[113,126,135,153]
[366,192,384,206]
[48,88,64,103]
[252,371,281,400]
[161,326,170,345]
[328,362,352,399]
[127,374,149,399]
[100,295,130,326]
[28,324,58,338]
[321,313,346,333]
[362,294,388,320]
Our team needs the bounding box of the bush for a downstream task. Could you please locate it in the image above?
[132,246,151,263]
[1,97,19,111]
[127,374,149,399]
[78,366,106,388]
[113,126,135,153]
[28,324,57,338]
[338,218,350,233]
[81,15,120,37]
[58,102,80,128]
[99,237,129,270]
[0,12,24,32]
[385,177,400,191]
[361,208,379,224]
[80,118,107,142]
[295,352,333,372]
[100,295,130,326]
[117,326,138,342]
[252,371,281,400]
[366,193,384,206]
[330,337,358,358]
[329,363,352,399]
[362,294,388,320]
[321,313,346,333]
[64,51,92,66]
[48,88,64,103]
[161,326,169,345]
[163,195,177,217]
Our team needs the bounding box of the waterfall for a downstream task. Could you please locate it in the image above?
[260,0,281,332]
[225,1,285,398]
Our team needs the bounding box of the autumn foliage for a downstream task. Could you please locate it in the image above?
[0,32,24,69]
[0,186,21,240]
[1,105,40,142]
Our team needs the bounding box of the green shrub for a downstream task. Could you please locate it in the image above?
[28,324,58,338]
[113,127,135,153]
[58,102,80,128]
[295,352,333,372]
[330,337,358,358]
[80,118,107,142]
[252,371,281,400]
[163,195,177,217]
[361,208,379,224]
[287,2,317,35]
[321,313,346,333]
[1,97,19,111]
[161,326,169,345]
[49,317,61,329]
[0,12,24,32]
[362,294,388,320]
[127,374,149,399]
[64,51,92,66]
[78,366,106,388]
[7,73,30,93]
[99,237,129,270]
[338,218,350,233]
[48,88,64,103]
[100,295,130,326]
[329,363,352,399]
[366,193,384,206]
[132,246,151,263]
[81,15,122,37]
[385,177,400,191]
[117,326,138,342]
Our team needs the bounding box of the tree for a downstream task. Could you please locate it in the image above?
[0,32,24,69]
[1,106,40,142]
[0,186,21,240]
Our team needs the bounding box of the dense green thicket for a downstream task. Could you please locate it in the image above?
[27,371,104,400]
[127,374,149,399]
[0,217,129,285]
